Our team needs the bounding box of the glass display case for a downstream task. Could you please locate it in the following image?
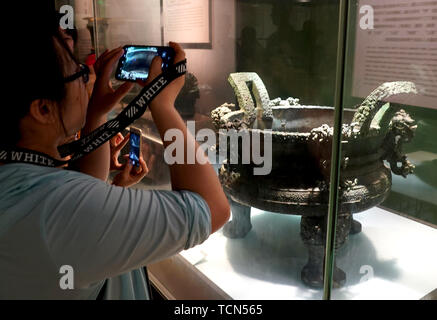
[57,0,437,300]
[333,0,437,300]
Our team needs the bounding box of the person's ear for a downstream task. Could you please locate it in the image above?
[28,99,58,125]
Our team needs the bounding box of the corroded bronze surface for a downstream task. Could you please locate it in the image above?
[212,73,418,288]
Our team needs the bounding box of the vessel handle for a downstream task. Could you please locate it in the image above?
[350,81,417,136]
[227,72,272,122]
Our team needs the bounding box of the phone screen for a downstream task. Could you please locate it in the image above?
[129,132,141,167]
[115,46,175,82]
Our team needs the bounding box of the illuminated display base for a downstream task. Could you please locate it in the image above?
[180,206,437,300]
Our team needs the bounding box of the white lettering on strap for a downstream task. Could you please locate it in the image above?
[176,64,187,73]
[144,89,154,100]
[11,152,23,161]
[136,97,147,108]
[24,153,34,163]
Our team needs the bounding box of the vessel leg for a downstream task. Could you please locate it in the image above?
[223,198,252,238]
[300,213,352,288]
[350,218,362,235]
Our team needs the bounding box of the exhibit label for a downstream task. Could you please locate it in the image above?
[353,0,437,109]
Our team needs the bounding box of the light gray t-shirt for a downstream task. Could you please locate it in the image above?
[0,163,211,299]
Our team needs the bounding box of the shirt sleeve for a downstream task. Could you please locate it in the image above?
[44,173,211,288]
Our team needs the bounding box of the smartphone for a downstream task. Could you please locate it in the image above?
[129,127,142,167]
[115,45,175,82]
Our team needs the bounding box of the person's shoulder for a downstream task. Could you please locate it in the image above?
[0,164,111,214]
[0,163,105,189]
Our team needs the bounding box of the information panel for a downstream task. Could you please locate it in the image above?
[162,0,212,49]
[353,0,437,109]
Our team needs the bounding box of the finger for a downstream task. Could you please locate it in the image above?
[110,136,117,147]
[113,82,135,103]
[116,132,124,144]
[131,158,149,181]
[144,56,163,86]
[131,155,143,174]
[100,47,124,80]
[100,47,122,63]
[169,42,186,63]
[139,157,149,175]
[113,154,128,171]
[114,132,131,152]
[149,56,163,79]
[101,48,124,78]
[98,49,109,59]
[123,159,133,178]
[97,49,109,62]
[112,161,123,171]
[111,132,123,146]
[111,150,123,169]
[131,158,147,177]
[94,49,109,73]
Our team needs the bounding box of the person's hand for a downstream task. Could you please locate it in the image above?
[86,64,97,98]
[88,47,135,119]
[112,158,149,187]
[136,42,186,109]
[109,132,130,171]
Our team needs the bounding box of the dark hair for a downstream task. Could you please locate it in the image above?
[2,5,80,147]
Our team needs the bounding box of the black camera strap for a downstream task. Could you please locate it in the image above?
[0,60,187,168]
